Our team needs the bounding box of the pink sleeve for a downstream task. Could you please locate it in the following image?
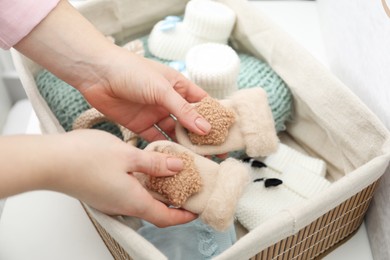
[0,0,60,49]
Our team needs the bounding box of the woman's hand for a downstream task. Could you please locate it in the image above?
[54,130,197,227]
[10,0,206,226]
[14,0,211,142]
[79,50,211,142]
[0,130,197,227]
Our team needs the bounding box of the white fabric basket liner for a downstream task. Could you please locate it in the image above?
[11,0,390,259]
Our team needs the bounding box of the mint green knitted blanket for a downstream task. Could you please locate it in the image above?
[35,36,293,145]
[139,36,293,133]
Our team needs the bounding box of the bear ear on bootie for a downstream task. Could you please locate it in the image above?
[175,87,280,157]
[134,140,251,232]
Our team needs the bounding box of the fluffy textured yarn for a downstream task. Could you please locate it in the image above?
[188,97,236,145]
[147,147,202,207]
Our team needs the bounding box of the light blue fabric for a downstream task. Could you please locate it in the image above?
[137,219,236,260]
[159,16,182,32]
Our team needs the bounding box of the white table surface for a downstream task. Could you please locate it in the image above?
[0,1,373,259]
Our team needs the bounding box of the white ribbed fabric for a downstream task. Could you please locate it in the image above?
[236,167,302,231]
[236,162,331,231]
[183,0,236,41]
[264,143,327,177]
[283,164,331,198]
[148,22,208,60]
[186,43,240,99]
[148,0,236,61]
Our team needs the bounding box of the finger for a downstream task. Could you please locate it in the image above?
[117,179,196,226]
[144,60,210,135]
[129,149,184,176]
[141,199,197,227]
[161,88,211,136]
[147,59,209,102]
[172,76,209,103]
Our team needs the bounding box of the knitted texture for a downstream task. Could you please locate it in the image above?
[236,160,331,231]
[186,43,240,99]
[175,88,279,158]
[146,146,202,207]
[237,54,293,132]
[263,143,327,177]
[236,167,304,231]
[72,108,138,146]
[148,21,209,61]
[188,97,236,145]
[183,0,236,41]
[35,35,292,147]
[139,140,250,231]
[148,0,236,60]
[35,70,124,139]
[140,35,293,132]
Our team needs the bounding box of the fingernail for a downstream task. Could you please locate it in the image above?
[195,118,211,134]
[166,157,183,172]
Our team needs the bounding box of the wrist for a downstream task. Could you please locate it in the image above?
[0,134,71,197]
[37,133,83,194]
[13,0,115,93]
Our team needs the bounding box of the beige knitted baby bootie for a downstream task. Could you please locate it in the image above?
[73,108,250,231]
[135,140,251,231]
[175,87,279,157]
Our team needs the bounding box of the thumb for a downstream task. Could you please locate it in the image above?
[129,149,184,177]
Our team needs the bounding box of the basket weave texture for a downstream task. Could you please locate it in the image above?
[84,182,378,260]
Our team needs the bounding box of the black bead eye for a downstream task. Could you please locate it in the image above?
[251,160,267,168]
[242,157,267,168]
[253,177,283,188]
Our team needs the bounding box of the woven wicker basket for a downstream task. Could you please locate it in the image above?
[83,182,378,260]
[11,0,390,259]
